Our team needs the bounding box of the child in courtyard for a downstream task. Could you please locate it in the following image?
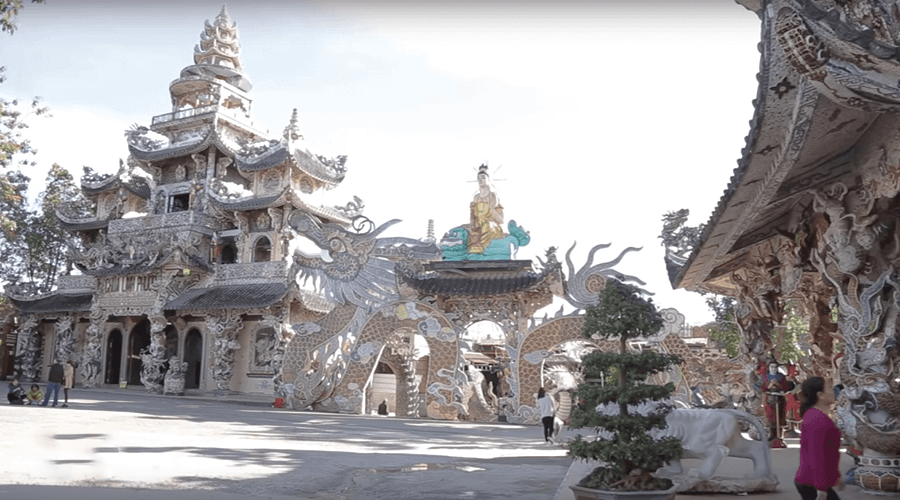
[26,384,43,405]
[7,379,26,405]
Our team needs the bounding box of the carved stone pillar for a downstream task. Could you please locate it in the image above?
[793,276,837,379]
[809,182,900,491]
[14,315,40,382]
[263,309,291,398]
[53,314,76,364]
[205,310,243,396]
[79,306,109,388]
[140,316,168,394]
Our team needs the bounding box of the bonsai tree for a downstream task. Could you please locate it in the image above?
[568,279,683,491]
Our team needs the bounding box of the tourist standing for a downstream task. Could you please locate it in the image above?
[537,387,556,443]
[795,376,843,500]
[42,359,64,407]
[63,360,74,408]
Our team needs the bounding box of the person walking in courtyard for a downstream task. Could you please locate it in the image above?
[62,360,74,407]
[537,387,556,443]
[795,376,844,500]
[7,378,26,405]
[26,384,43,405]
[42,359,64,407]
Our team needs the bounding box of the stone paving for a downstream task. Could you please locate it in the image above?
[0,387,569,500]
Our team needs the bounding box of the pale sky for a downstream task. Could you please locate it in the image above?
[0,1,762,325]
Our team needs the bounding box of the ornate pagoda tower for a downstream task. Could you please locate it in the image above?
[8,7,362,397]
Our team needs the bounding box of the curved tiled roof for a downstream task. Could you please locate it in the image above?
[798,0,900,59]
[76,251,213,277]
[235,146,290,172]
[668,12,768,290]
[57,217,111,231]
[207,187,290,211]
[164,283,288,310]
[8,292,93,314]
[398,261,553,296]
[129,131,216,162]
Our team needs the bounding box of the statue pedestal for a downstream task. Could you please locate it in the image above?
[857,453,900,493]
[163,372,185,396]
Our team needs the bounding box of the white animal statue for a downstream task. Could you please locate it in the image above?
[656,409,773,480]
[596,402,774,482]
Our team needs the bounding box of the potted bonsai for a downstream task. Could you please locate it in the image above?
[568,279,683,500]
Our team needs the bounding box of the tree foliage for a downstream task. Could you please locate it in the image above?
[705,295,741,357]
[568,280,682,491]
[1,0,45,35]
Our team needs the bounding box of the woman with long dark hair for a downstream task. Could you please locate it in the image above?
[795,376,843,500]
[536,387,556,443]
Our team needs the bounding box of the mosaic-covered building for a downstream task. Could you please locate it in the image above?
[8,7,360,396]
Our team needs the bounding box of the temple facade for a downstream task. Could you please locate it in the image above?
[5,8,696,432]
[7,7,360,396]
[668,0,900,493]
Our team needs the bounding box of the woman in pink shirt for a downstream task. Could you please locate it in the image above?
[795,376,843,500]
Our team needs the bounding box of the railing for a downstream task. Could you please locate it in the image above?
[108,211,220,234]
[150,104,269,135]
[151,105,217,126]
[213,261,289,285]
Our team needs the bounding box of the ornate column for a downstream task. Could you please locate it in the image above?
[79,305,109,388]
[792,275,837,379]
[14,315,40,382]
[809,181,900,492]
[263,307,292,398]
[205,310,243,396]
[139,316,168,394]
[53,314,76,363]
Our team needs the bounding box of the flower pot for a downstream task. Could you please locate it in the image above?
[570,484,677,500]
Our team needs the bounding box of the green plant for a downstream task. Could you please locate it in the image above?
[568,280,683,491]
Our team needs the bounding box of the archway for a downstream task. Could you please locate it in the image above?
[183,328,202,389]
[127,319,151,386]
[369,362,396,415]
[104,329,122,385]
[463,320,506,399]
[253,236,271,262]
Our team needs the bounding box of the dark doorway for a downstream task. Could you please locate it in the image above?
[184,329,202,389]
[127,320,151,386]
[104,329,123,384]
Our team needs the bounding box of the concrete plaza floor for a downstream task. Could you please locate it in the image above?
[0,387,570,499]
[2,387,880,499]
[552,433,872,500]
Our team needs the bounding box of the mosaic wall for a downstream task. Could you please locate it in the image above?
[505,315,619,424]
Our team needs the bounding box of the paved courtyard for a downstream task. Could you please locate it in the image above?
[0,388,569,500]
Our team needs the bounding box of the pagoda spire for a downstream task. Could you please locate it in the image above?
[283,108,303,143]
[194,5,243,71]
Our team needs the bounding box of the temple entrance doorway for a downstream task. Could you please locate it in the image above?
[463,320,506,398]
[370,362,396,414]
[104,329,123,384]
[184,329,202,389]
[127,319,151,386]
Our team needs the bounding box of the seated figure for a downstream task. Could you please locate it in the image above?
[7,379,26,405]
[26,384,43,405]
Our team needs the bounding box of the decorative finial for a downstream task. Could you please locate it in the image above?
[283,108,303,143]
[217,5,231,25]
[194,6,242,71]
